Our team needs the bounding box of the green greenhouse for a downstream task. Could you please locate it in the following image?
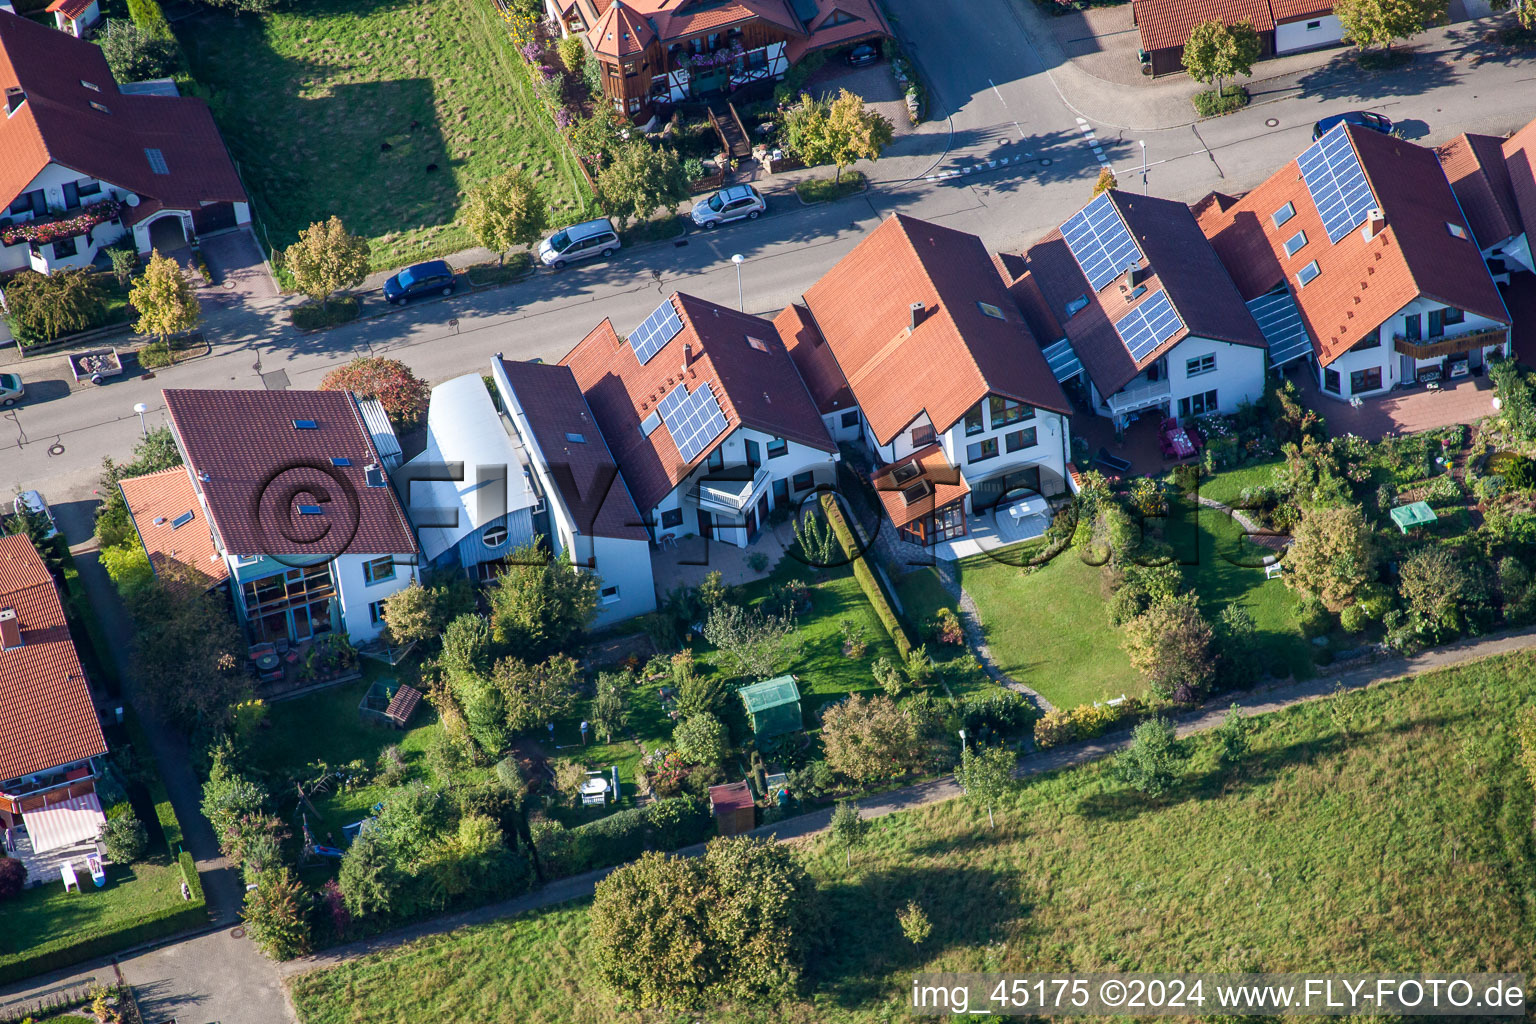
[738,675,803,741]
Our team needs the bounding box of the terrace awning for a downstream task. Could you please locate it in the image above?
[24,791,105,853]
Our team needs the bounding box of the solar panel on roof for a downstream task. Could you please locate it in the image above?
[1297,126,1378,244]
[1060,192,1144,292]
[630,299,684,365]
[1246,288,1313,367]
[657,383,690,421]
[1112,290,1184,362]
[670,382,729,464]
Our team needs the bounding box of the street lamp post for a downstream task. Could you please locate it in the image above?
[133,402,148,436]
[1139,140,1148,195]
[731,253,744,312]
[958,727,968,751]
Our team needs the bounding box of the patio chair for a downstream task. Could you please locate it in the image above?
[247,642,275,662]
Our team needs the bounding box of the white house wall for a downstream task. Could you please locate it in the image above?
[1319,295,1509,399]
[0,163,130,273]
[1165,336,1267,417]
[1274,14,1343,53]
[331,553,417,642]
[591,535,656,625]
[942,406,1072,502]
[821,407,863,445]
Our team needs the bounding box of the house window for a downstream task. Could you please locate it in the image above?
[963,403,985,436]
[1185,353,1216,377]
[1350,367,1382,394]
[825,8,858,24]
[362,556,396,585]
[1177,389,1219,417]
[1004,427,1037,452]
[1296,260,1320,287]
[1306,18,1322,27]
[601,585,621,605]
[77,181,100,198]
[792,471,815,492]
[80,79,100,91]
[966,438,999,462]
[1446,222,1467,239]
[840,410,860,429]
[1403,313,1421,341]
[706,447,725,472]
[988,396,1033,427]
[661,508,683,528]
[1349,326,1381,351]
[51,235,78,259]
[627,97,641,114]
[482,524,509,547]
[368,599,388,626]
[10,189,44,216]
[1443,307,1464,326]
[766,437,788,458]
[911,423,936,447]
[1283,230,1307,256]
[977,301,1005,320]
[1323,368,1340,394]
[89,101,110,114]
[62,181,80,209]
[1428,309,1444,338]
[144,148,168,174]
[1272,202,1296,228]
[1065,295,1089,318]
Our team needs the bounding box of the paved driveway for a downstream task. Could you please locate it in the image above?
[199,228,278,301]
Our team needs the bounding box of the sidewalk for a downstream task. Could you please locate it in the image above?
[280,621,1536,981]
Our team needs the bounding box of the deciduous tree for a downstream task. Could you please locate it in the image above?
[1335,0,1443,51]
[488,539,599,660]
[828,798,869,867]
[491,654,581,733]
[319,356,428,428]
[283,216,370,308]
[1181,19,1262,95]
[1216,703,1253,767]
[1284,502,1375,611]
[1120,595,1215,701]
[3,268,105,345]
[1113,716,1182,798]
[1092,168,1118,196]
[596,143,690,228]
[1398,545,1487,638]
[461,170,549,265]
[782,89,895,181]
[131,250,200,344]
[244,868,312,960]
[954,743,1016,827]
[591,671,630,743]
[338,832,401,919]
[701,602,797,680]
[820,693,922,785]
[672,712,729,767]
[98,812,148,863]
[98,19,179,81]
[130,566,246,731]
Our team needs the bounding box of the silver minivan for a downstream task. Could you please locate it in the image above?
[538,217,621,269]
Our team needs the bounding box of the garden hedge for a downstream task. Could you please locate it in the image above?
[532,796,712,878]
[820,493,912,658]
[125,0,174,40]
[0,888,207,987]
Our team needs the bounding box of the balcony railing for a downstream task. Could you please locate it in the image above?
[692,466,769,513]
[1106,376,1171,415]
[1393,325,1509,359]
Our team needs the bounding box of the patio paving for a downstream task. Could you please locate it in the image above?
[1072,408,1192,479]
[1295,367,1499,440]
[649,520,797,594]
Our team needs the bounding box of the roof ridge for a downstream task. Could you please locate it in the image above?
[891,214,993,416]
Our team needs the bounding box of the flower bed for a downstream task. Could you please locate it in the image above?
[1,199,124,247]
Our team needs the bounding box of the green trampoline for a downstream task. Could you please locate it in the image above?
[1390,501,1439,534]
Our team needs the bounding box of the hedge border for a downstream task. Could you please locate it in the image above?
[0,893,207,988]
[123,711,182,852]
[820,492,912,658]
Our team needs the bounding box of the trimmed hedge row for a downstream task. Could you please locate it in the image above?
[532,796,712,879]
[123,711,183,852]
[125,0,174,39]
[820,493,912,658]
[0,892,207,987]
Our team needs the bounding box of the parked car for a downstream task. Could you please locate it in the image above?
[13,489,58,539]
[846,43,879,67]
[539,218,620,269]
[1312,110,1393,141]
[382,260,456,305]
[690,185,767,229]
[0,373,22,407]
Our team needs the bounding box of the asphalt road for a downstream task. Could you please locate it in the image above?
[6,0,1536,512]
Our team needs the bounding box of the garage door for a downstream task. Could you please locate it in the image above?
[193,202,236,234]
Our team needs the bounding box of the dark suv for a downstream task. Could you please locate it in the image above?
[383,260,455,305]
[1312,110,1393,141]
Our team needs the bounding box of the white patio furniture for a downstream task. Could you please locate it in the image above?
[60,860,80,893]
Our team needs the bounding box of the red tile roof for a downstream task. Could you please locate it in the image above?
[0,534,107,784]
[561,292,835,514]
[44,0,95,20]
[385,684,423,725]
[1502,117,1536,250]
[799,214,1070,447]
[161,389,418,558]
[118,466,230,592]
[0,13,245,213]
[773,302,854,415]
[498,359,650,542]
[870,444,969,529]
[587,0,657,58]
[1133,0,1273,53]
[1437,132,1521,250]
[784,0,891,62]
[1268,0,1332,21]
[1017,191,1266,397]
[1198,125,1508,367]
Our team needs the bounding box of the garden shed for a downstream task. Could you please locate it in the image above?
[738,675,802,741]
[358,680,421,729]
[1390,501,1439,534]
[709,781,755,836]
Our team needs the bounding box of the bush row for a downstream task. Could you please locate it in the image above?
[819,493,913,658]
[0,896,207,987]
[531,795,713,879]
[1034,697,1146,749]
[125,0,174,40]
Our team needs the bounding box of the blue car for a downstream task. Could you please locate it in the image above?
[1312,110,1393,141]
[383,260,455,305]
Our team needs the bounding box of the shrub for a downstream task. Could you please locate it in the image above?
[534,796,709,877]
[136,340,172,368]
[820,693,922,784]
[1339,602,1371,634]
[1033,707,1074,748]
[959,688,1038,737]
[1295,595,1332,639]
[244,868,312,960]
[932,607,964,645]
[1113,716,1182,797]
[98,19,180,81]
[898,901,932,945]
[2,268,105,346]
[821,494,912,657]
[794,171,867,203]
[125,0,173,39]
[1191,84,1249,116]
[557,34,586,73]
[0,856,24,900]
[1121,596,1215,701]
[98,812,148,863]
[291,296,360,330]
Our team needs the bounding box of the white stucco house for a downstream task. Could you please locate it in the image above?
[780,214,1075,547]
[494,358,657,626]
[118,389,421,648]
[0,12,249,276]
[563,291,839,551]
[1438,119,1536,281]
[1200,123,1511,402]
[45,0,100,37]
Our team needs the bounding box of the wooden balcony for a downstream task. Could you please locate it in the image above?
[1393,325,1508,359]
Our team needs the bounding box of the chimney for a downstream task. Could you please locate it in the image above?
[0,608,20,651]
[1362,208,1385,241]
[909,302,924,332]
[682,343,693,369]
[4,88,23,116]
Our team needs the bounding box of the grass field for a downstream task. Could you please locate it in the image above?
[289,650,1536,1023]
[957,549,1141,708]
[0,859,188,966]
[180,0,591,271]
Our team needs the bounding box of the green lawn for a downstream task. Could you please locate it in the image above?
[180,0,592,271]
[0,859,188,965]
[289,650,1536,1024]
[957,550,1141,708]
[892,566,957,639]
[1197,457,1283,507]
